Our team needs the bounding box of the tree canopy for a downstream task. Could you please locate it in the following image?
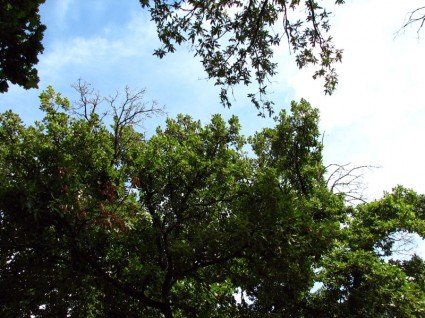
[0,87,423,317]
[0,0,46,93]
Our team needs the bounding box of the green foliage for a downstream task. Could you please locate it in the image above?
[0,0,46,92]
[311,187,425,317]
[0,88,423,317]
[142,0,344,115]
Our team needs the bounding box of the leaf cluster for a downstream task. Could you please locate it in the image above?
[142,0,344,115]
[0,0,46,92]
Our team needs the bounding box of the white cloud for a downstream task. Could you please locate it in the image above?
[38,12,158,77]
[284,0,425,199]
[53,0,76,25]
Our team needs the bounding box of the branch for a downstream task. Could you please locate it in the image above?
[77,247,168,312]
[325,163,378,204]
[175,243,247,280]
[307,0,324,47]
[105,86,165,162]
[71,79,106,121]
[398,6,425,36]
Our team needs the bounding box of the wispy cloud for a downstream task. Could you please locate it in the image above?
[53,0,76,25]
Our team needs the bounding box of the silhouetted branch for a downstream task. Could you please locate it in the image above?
[71,79,106,121]
[398,6,425,36]
[325,163,378,203]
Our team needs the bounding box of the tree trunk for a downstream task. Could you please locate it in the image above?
[162,305,173,318]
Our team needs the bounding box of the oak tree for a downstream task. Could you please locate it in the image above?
[0,87,423,317]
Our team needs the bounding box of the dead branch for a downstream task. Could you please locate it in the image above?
[70,80,165,164]
[325,163,378,204]
[71,79,106,121]
[104,86,165,162]
[397,6,425,36]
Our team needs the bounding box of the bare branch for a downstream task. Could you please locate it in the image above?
[325,163,379,204]
[397,6,425,37]
[70,80,165,165]
[107,86,165,129]
[376,231,418,259]
[71,79,106,121]
[104,86,165,162]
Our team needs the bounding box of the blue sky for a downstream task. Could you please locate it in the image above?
[1,0,424,209]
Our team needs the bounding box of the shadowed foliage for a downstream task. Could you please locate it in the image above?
[0,0,46,93]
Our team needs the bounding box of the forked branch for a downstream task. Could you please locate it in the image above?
[325,163,378,203]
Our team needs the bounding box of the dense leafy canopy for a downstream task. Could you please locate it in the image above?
[0,0,46,93]
[313,187,425,317]
[0,87,423,317]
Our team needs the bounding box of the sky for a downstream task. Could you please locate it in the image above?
[0,0,424,252]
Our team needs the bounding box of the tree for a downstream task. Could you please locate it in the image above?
[0,87,423,317]
[0,0,46,93]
